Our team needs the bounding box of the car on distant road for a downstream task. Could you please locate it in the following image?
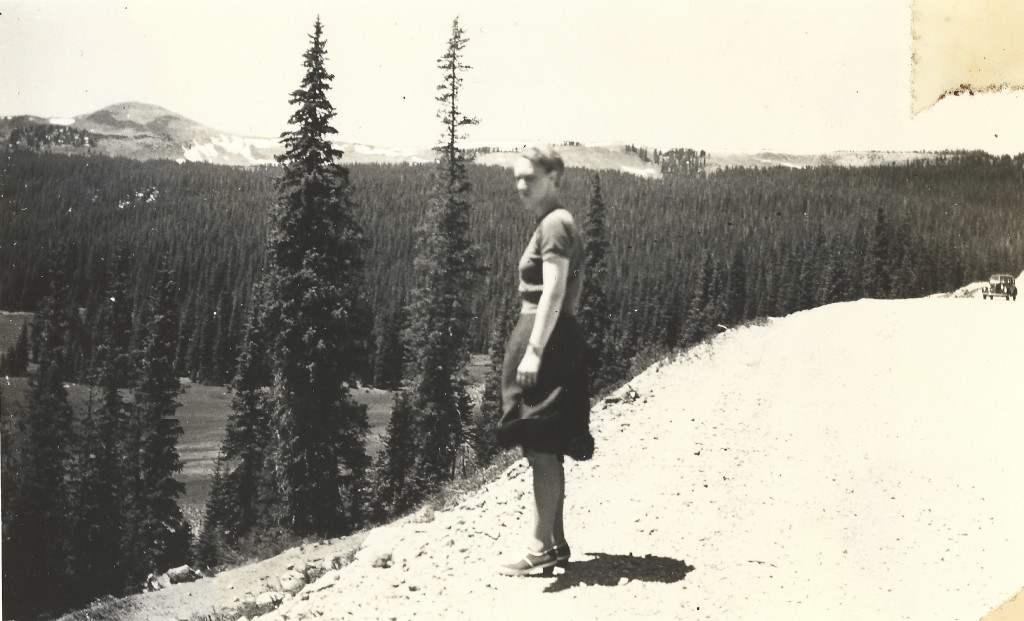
[981,274,1017,301]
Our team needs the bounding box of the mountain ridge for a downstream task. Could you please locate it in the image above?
[2,102,948,174]
[74,102,214,137]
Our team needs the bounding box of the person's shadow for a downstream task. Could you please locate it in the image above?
[543,552,695,593]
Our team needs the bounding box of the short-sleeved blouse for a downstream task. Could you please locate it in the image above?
[517,207,584,314]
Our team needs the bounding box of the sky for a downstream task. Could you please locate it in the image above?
[1,0,1023,154]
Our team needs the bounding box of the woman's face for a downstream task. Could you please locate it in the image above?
[513,157,558,212]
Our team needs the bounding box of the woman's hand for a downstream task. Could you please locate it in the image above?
[517,347,542,388]
[519,256,568,389]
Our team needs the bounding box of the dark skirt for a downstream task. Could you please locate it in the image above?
[496,313,594,460]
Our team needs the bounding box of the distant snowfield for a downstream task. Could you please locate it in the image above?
[179,134,278,165]
[705,149,940,171]
[619,165,660,178]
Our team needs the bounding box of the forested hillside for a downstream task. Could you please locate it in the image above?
[3,147,1022,619]
[2,150,1022,386]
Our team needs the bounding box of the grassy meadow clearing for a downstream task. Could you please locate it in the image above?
[0,376,397,529]
[2,310,489,532]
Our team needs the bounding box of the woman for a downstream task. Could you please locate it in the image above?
[496,145,594,576]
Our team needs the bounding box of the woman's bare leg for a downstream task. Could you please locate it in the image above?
[554,473,566,547]
[525,449,564,552]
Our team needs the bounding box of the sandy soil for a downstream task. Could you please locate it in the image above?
[61,294,1023,621]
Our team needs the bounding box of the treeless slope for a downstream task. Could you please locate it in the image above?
[74,296,1023,621]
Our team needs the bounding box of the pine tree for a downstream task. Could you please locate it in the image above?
[796,247,819,312]
[866,207,896,298]
[265,17,371,536]
[640,278,670,349]
[372,392,419,518]
[69,387,124,603]
[682,251,716,345]
[217,282,273,543]
[16,319,31,369]
[371,299,407,391]
[577,173,614,393]
[0,412,17,596]
[95,246,136,388]
[600,324,635,390]
[847,224,870,301]
[175,297,196,377]
[195,457,228,570]
[198,298,218,382]
[186,311,206,382]
[774,245,802,315]
[382,18,482,509]
[663,278,686,350]
[0,320,29,376]
[126,261,191,583]
[704,262,728,331]
[724,248,747,325]
[211,288,237,385]
[2,250,77,617]
[67,249,135,600]
[818,243,851,305]
[936,232,965,292]
[891,253,920,297]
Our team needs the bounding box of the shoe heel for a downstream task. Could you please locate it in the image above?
[553,543,570,569]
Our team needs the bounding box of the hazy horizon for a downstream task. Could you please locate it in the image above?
[3,0,1023,154]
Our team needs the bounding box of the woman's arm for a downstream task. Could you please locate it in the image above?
[517,256,569,388]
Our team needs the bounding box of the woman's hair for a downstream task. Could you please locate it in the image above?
[520,144,565,185]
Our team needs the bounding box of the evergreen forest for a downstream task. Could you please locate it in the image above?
[2,15,1023,619]
[3,150,1023,387]
[4,139,1024,620]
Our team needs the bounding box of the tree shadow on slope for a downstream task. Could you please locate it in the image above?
[543,552,695,593]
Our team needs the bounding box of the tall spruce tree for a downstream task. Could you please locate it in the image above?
[215,281,273,544]
[577,173,614,393]
[195,457,228,569]
[68,248,136,600]
[266,17,371,536]
[126,261,191,582]
[382,17,481,509]
[2,250,77,617]
[70,387,124,603]
[818,243,852,305]
[210,288,237,385]
[372,392,419,517]
[866,207,897,298]
[724,247,747,325]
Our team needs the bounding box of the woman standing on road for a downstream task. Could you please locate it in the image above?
[496,145,594,576]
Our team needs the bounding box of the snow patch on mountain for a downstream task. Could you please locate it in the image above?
[181,142,219,162]
[620,165,659,178]
[179,134,278,165]
[209,134,277,164]
[352,144,422,158]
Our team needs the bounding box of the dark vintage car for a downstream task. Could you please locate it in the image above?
[981,274,1017,301]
